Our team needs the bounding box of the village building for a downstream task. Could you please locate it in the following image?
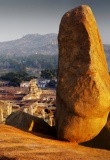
[37,79,50,88]
[0,81,10,87]
[20,81,30,88]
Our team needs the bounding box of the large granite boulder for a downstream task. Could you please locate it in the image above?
[55,5,110,143]
[6,111,55,136]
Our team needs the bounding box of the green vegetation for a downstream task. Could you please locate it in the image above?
[0,71,34,86]
[0,68,57,87]
[0,54,58,72]
[0,54,58,87]
[41,69,57,79]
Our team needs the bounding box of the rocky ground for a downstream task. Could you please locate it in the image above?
[0,124,110,160]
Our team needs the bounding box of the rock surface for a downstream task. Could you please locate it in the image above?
[0,124,110,160]
[55,5,110,143]
[5,110,55,136]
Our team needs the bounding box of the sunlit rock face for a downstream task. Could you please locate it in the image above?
[55,5,110,143]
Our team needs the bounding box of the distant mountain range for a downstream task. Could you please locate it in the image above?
[0,33,58,56]
[0,33,110,70]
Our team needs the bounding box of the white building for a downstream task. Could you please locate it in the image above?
[20,81,30,88]
[37,79,50,88]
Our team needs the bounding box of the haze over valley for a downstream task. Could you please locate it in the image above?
[0,33,110,72]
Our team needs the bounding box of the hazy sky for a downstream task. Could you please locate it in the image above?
[0,0,109,43]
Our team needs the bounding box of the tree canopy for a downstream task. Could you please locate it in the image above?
[0,71,34,86]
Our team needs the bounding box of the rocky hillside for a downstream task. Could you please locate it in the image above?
[0,34,110,70]
[0,33,58,56]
